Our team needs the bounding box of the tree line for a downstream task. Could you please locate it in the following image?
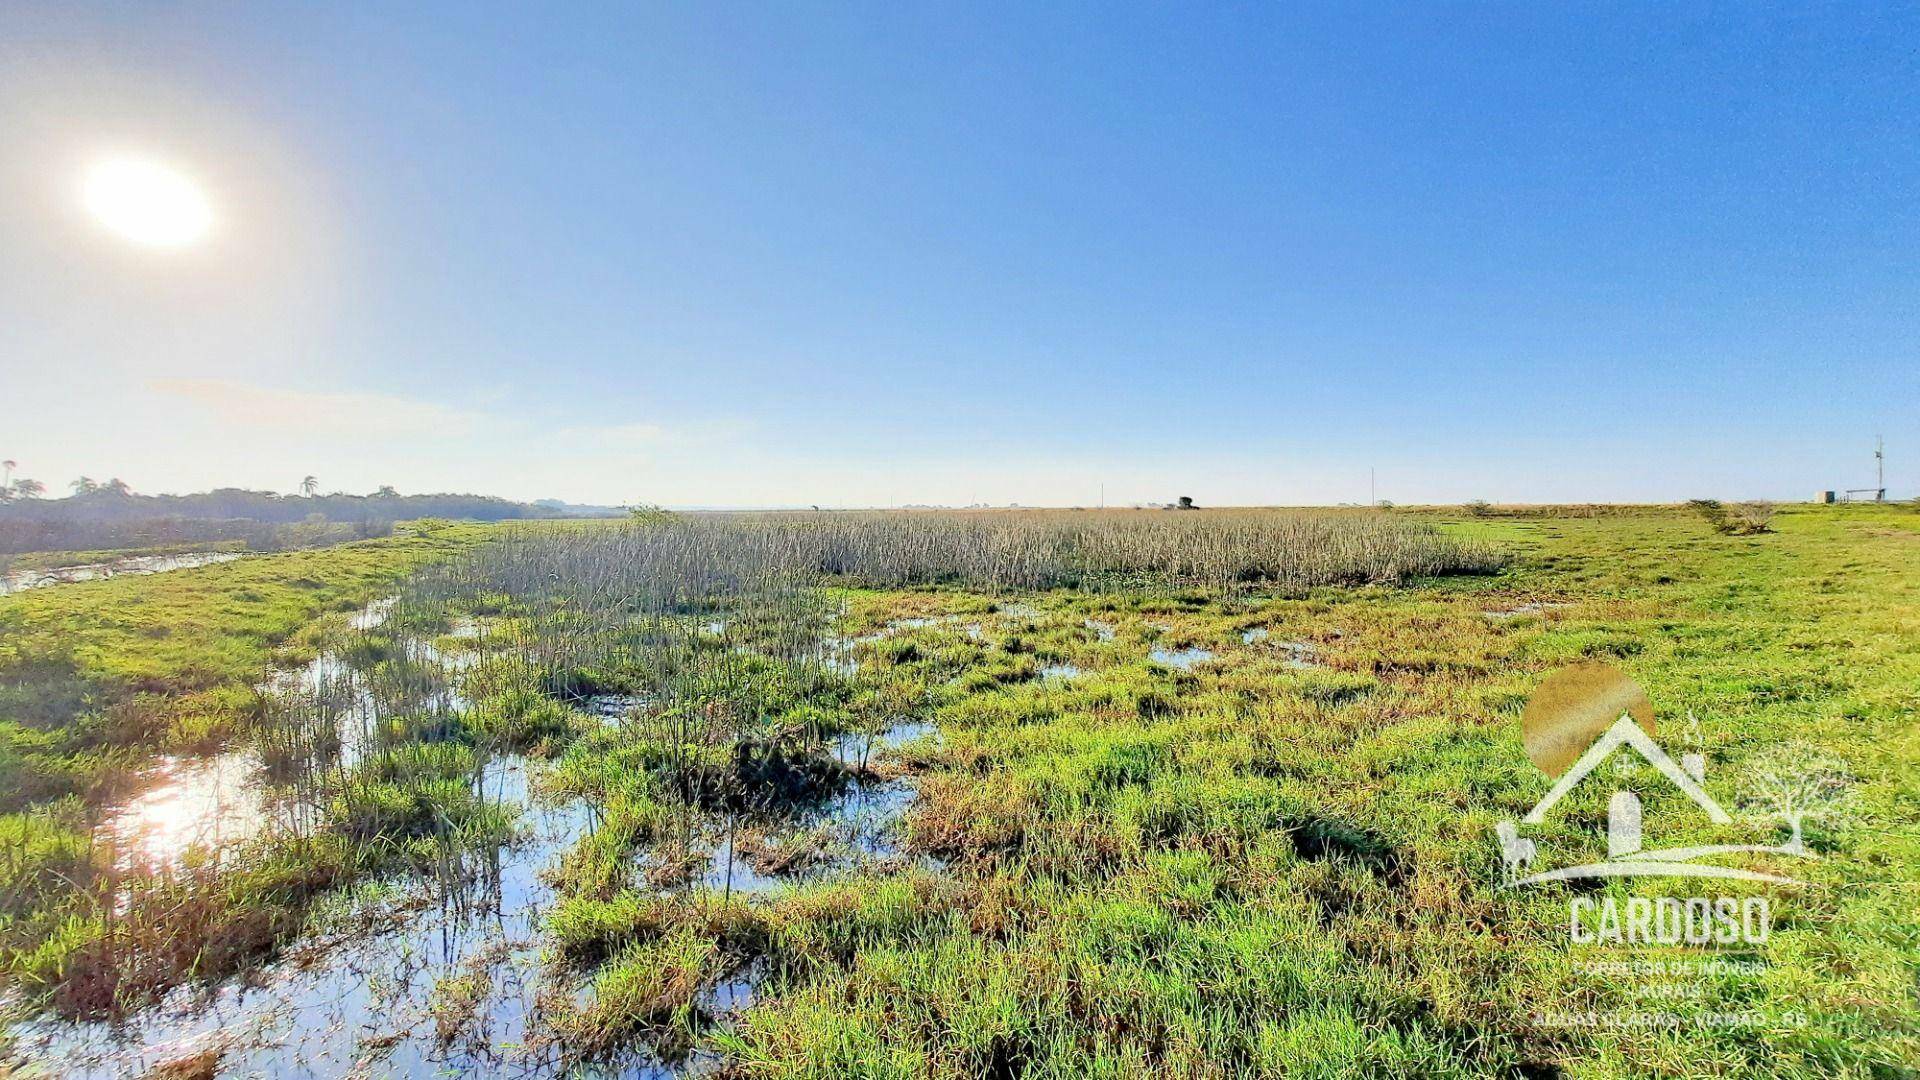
[0,484,538,525]
[0,474,573,555]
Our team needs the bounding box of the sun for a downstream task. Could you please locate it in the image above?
[82,158,213,247]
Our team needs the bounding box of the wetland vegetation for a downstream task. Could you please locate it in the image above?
[0,505,1913,1077]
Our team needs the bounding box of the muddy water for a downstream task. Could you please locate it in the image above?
[688,721,935,896]
[348,596,396,630]
[32,738,843,1077]
[22,596,665,1077]
[833,720,937,759]
[825,614,956,672]
[828,776,919,856]
[1483,600,1567,619]
[1277,642,1320,668]
[1240,628,1322,668]
[0,551,246,596]
[830,722,938,862]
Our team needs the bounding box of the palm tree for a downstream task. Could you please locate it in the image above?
[300,475,319,497]
[102,478,131,497]
[374,485,398,498]
[11,479,44,499]
[70,477,98,496]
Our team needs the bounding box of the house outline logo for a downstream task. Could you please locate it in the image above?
[1495,663,1815,889]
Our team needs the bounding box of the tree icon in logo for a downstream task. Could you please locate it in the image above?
[1739,742,1854,857]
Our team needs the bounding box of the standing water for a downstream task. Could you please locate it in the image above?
[12,758,617,1078]
[90,597,398,872]
[0,551,247,596]
[16,599,944,1078]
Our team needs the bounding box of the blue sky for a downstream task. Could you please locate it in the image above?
[2,4,1914,506]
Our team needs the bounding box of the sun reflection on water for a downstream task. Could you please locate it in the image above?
[98,753,268,869]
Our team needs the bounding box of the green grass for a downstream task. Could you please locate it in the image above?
[0,521,490,804]
[6,505,1917,1076]
[0,521,496,1017]
[543,504,1918,1077]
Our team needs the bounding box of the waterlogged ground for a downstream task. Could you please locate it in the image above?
[10,598,948,1078]
[17,759,591,1078]
[94,752,271,872]
[0,550,247,596]
[4,508,1918,1078]
[91,598,403,873]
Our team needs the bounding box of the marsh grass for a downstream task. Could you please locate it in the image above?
[518,506,1917,1077]
[0,529,503,1020]
[340,512,1493,1067]
[0,530,576,1022]
[7,506,1915,1078]
[671,509,1505,593]
[430,940,505,1047]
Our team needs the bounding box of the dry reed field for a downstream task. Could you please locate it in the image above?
[508,508,1508,593]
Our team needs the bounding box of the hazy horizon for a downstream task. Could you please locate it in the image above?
[3,5,1914,506]
[0,482,1894,514]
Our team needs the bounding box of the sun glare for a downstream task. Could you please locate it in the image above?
[82,158,213,247]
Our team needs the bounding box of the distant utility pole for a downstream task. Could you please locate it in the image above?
[1877,435,1885,501]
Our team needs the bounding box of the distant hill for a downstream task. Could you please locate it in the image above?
[532,498,627,518]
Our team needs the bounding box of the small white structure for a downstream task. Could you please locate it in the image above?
[1607,790,1642,858]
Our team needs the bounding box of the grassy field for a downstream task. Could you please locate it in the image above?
[0,521,490,796]
[1,506,1915,1077]
[505,506,1916,1077]
[0,521,493,1016]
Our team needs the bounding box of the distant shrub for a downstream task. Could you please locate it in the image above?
[1686,499,1728,530]
[1690,498,1772,535]
[1464,500,1493,517]
[1726,501,1775,534]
